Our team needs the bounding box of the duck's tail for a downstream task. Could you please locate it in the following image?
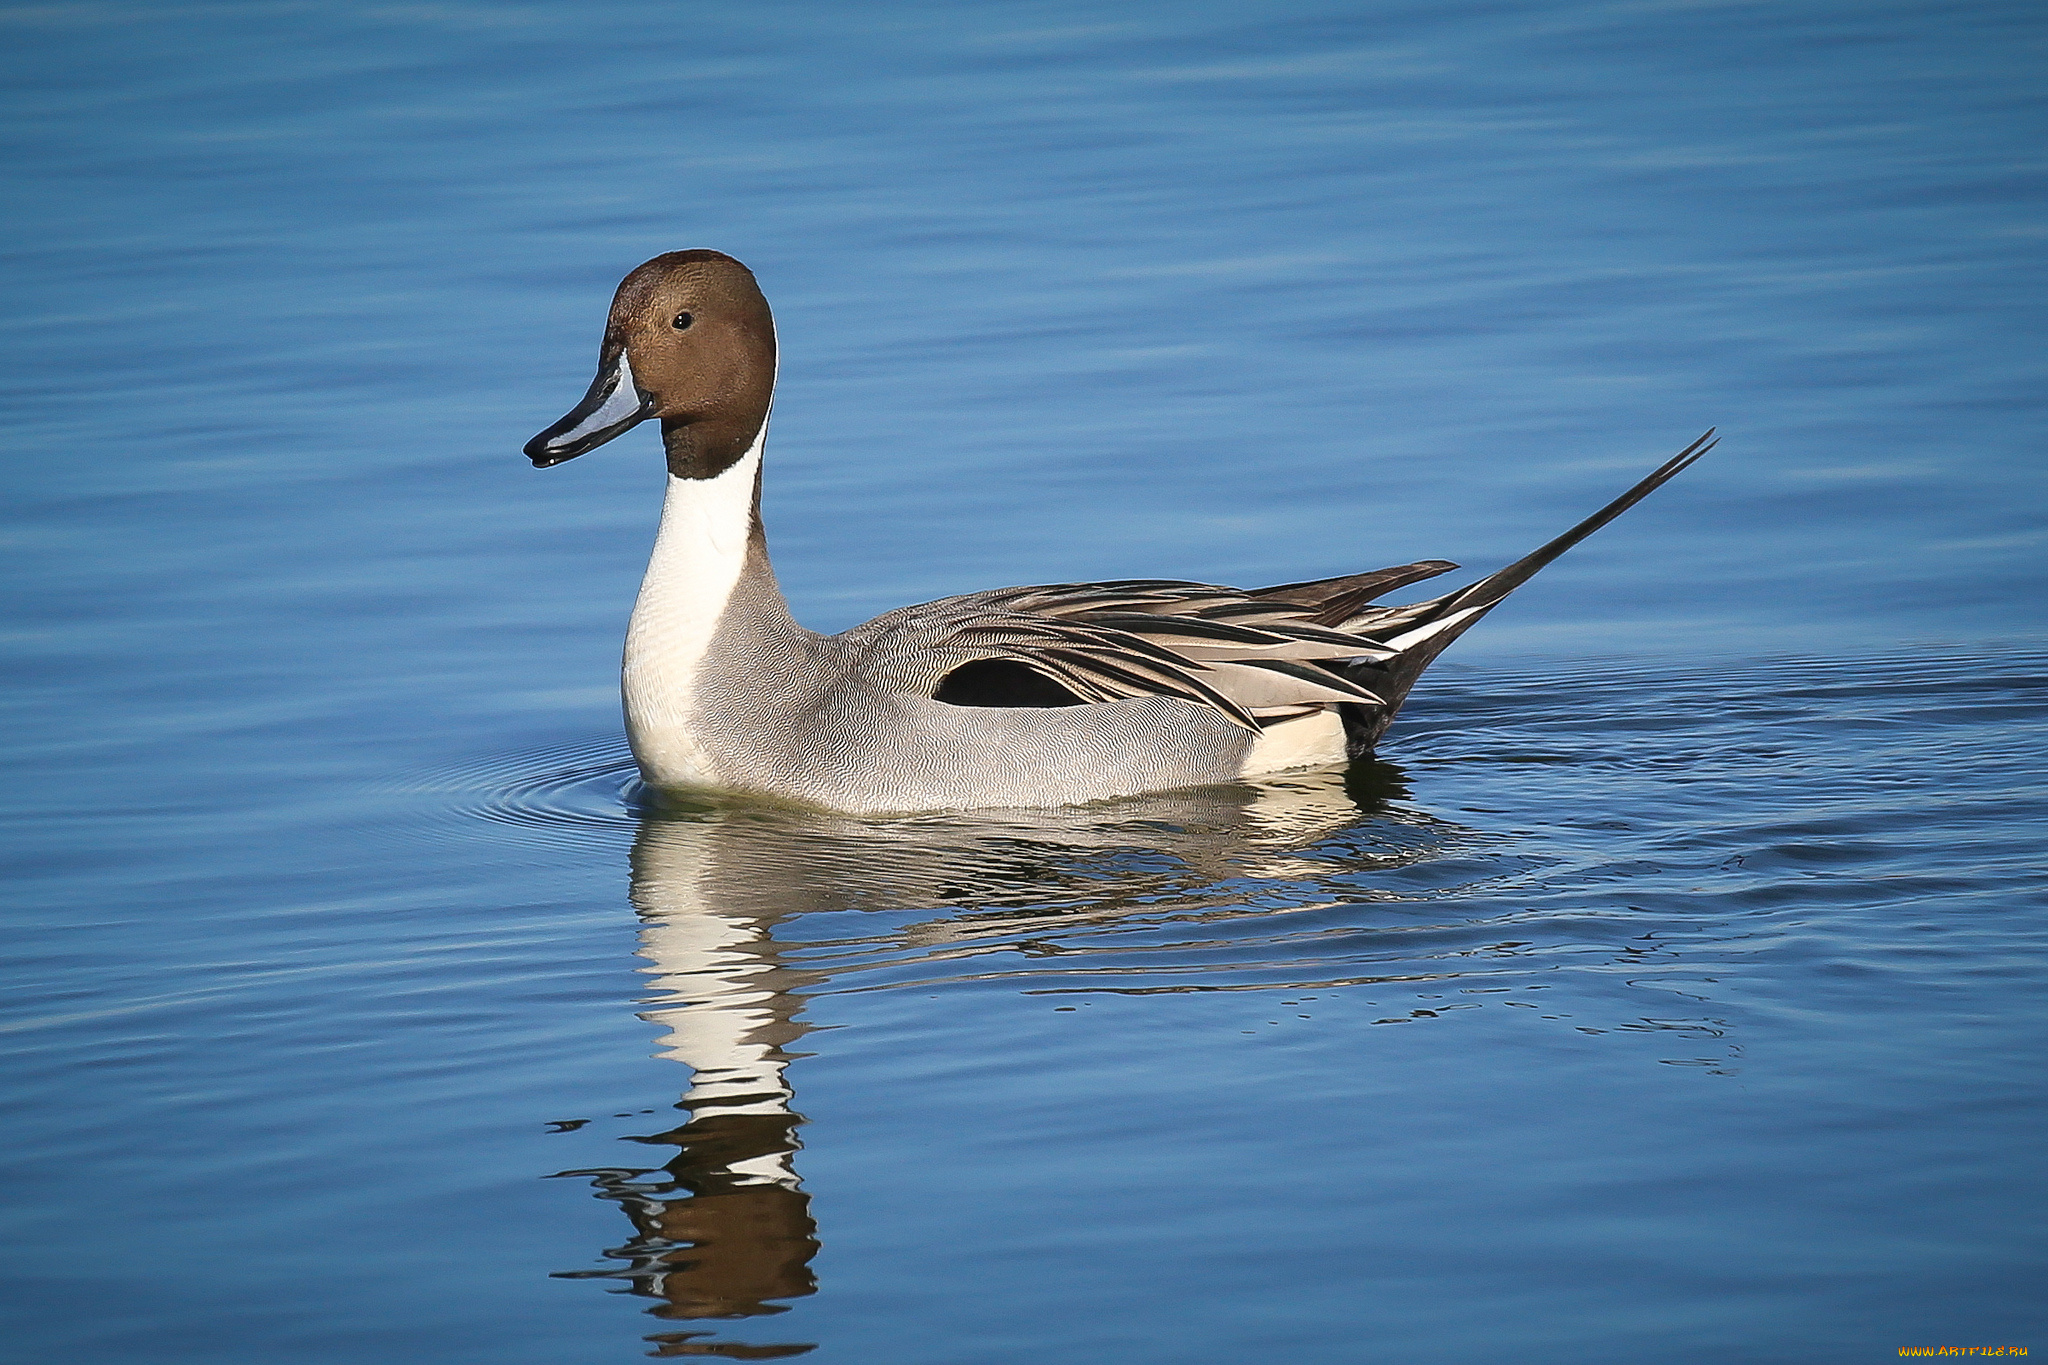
[1338,429,1717,755]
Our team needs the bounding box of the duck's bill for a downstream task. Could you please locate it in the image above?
[524,350,657,467]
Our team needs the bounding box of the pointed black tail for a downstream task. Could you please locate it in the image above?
[1341,430,1717,755]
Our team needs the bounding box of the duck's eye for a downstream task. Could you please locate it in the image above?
[671,312,694,331]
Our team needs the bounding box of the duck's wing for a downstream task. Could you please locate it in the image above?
[866,431,1715,740]
[881,570,1455,732]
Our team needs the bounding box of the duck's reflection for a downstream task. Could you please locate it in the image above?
[559,763,1412,1356]
[551,814,831,1357]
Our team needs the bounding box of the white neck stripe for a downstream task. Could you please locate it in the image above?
[621,427,767,787]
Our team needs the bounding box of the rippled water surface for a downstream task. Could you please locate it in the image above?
[4,1,2045,1361]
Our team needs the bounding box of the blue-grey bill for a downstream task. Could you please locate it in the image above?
[525,351,656,466]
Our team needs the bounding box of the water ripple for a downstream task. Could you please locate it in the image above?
[421,645,2048,1024]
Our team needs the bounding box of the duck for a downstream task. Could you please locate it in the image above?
[525,250,1712,815]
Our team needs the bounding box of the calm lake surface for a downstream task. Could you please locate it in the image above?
[3,2,2044,1361]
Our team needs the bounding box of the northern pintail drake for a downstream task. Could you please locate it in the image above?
[525,250,1713,815]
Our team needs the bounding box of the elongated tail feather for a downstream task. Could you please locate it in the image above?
[1339,430,1716,755]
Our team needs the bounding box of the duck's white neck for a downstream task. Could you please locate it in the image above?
[623,429,788,786]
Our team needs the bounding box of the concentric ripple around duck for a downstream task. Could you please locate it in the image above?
[418,645,2047,1035]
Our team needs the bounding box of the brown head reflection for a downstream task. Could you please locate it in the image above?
[573,1110,817,1356]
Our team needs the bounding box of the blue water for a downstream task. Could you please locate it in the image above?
[3,1,2044,1361]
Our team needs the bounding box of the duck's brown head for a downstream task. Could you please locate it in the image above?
[524,250,776,480]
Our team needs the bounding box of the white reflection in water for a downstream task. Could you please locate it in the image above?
[564,766,1437,1353]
